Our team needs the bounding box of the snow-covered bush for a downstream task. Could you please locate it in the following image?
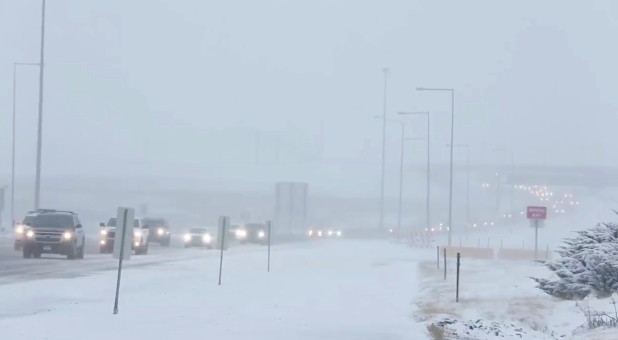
[533,222,618,300]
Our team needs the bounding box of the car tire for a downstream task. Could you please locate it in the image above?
[33,251,42,259]
[67,245,77,260]
[78,242,85,259]
[22,246,32,259]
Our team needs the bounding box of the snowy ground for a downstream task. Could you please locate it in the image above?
[1,235,617,339]
[0,240,428,340]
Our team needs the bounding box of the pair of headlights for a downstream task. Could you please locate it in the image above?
[184,234,212,243]
[23,230,72,240]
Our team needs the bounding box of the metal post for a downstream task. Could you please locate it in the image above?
[426,116,431,231]
[456,252,461,302]
[267,221,271,272]
[466,146,470,229]
[534,219,539,260]
[443,247,447,280]
[113,209,128,315]
[218,223,226,285]
[448,90,454,246]
[34,0,47,210]
[11,64,17,227]
[437,246,440,270]
[379,68,389,230]
[397,123,405,231]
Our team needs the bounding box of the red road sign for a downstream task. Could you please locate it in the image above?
[527,206,547,220]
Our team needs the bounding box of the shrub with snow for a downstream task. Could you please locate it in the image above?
[533,222,618,300]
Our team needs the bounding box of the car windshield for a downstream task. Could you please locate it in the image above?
[189,228,208,234]
[245,224,265,230]
[144,218,167,227]
[22,216,36,225]
[107,218,140,228]
[31,214,73,228]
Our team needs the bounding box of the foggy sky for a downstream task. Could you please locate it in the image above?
[1,0,617,183]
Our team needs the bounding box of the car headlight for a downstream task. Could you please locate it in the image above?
[202,234,212,243]
[100,240,106,245]
[134,241,140,247]
[183,234,191,242]
[258,231,265,238]
[308,230,313,236]
[134,230,142,238]
[157,228,164,235]
[15,225,25,234]
[100,229,108,236]
[235,229,247,238]
[336,231,342,237]
[327,230,333,236]
[63,231,73,240]
[26,230,35,238]
[317,230,322,237]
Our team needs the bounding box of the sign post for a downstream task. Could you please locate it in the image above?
[113,207,134,315]
[217,216,230,285]
[527,206,547,260]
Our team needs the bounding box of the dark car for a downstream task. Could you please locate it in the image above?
[143,217,171,246]
[234,223,269,245]
[183,227,214,248]
[22,210,86,260]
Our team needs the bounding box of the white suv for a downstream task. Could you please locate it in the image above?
[99,217,150,255]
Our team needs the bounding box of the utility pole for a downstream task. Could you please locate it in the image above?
[34,0,47,210]
[379,68,389,230]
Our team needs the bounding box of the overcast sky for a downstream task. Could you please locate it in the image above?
[1,0,617,181]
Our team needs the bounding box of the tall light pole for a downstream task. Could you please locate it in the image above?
[34,0,47,210]
[399,111,430,231]
[12,62,40,226]
[375,116,405,231]
[447,144,470,229]
[379,68,390,230]
[417,87,454,246]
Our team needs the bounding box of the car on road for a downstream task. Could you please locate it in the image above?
[99,217,150,255]
[183,227,214,248]
[307,228,342,239]
[143,217,171,246]
[21,210,86,260]
[234,223,269,245]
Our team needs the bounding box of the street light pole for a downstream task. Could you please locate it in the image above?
[12,62,40,226]
[34,0,47,210]
[417,88,455,246]
[379,68,389,231]
[447,144,470,229]
[398,111,431,231]
[397,123,405,231]
[375,115,404,231]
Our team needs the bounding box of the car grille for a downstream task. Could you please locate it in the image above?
[107,230,116,239]
[34,230,63,243]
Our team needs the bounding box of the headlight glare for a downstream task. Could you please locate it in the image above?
[63,231,72,240]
